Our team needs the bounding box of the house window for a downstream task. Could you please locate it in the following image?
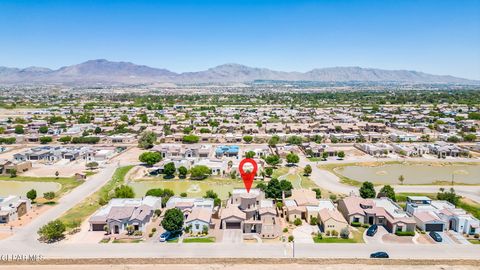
[195,224,199,230]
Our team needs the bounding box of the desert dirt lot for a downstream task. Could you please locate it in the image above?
[0,262,478,270]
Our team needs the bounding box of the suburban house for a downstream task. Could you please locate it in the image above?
[406,196,480,234]
[219,188,281,239]
[283,189,319,222]
[0,195,31,223]
[427,142,469,158]
[337,196,416,233]
[0,159,32,175]
[165,197,215,234]
[215,145,239,158]
[88,196,162,234]
[307,200,349,236]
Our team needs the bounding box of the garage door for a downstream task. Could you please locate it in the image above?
[225,222,241,229]
[425,223,444,232]
[92,224,106,231]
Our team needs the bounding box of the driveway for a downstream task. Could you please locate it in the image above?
[435,231,455,244]
[363,225,388,244]
[222,229,243,244]
[447,230,471,244]
[292,225,318,243]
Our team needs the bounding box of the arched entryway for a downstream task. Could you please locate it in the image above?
[114,225,120,234]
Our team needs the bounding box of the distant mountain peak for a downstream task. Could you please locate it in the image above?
[0,60,477,85]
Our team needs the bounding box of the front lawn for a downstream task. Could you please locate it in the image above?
[468,239,480,244]
[183,237,216,243]
[313,227,365,243]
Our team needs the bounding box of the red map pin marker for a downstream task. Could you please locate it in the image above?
[239,158,258,193]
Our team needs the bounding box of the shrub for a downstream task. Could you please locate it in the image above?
[395,231,415,236]
[149,232,154,238]
[340,227,349,239]
[293,218,302,226]
[351,222,361,227]
[309,216,318,225]
[326,230,331,236]
[474,234,479,239]
[362,224,370,228]
[38,219,66,242]
[283,228,288,233]
[43,191,55,200]
[288,235,294,242]
[154,209,162,217]
[331,230,338,237]
[133,230,143,236]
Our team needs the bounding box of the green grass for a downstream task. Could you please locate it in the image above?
[58,165,134,230]
[308,157,323,162]
[313,227,365,243]
[0,175,83,198]
[457,199,480,219]
[112,239,143,243]
[166,238,179,243]
[468,239,480,244]
[183,237,216,243]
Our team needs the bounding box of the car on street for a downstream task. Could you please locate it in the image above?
[370,251,389,258]
[429,231,443,242]
[366,225,378,237]
[159,231,172,242]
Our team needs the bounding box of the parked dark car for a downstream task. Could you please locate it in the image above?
[429,231,442,242]
[370,251,389,258]
[158,231,172,242]
[366,224,378,237]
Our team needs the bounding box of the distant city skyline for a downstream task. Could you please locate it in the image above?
[1,0,479,79]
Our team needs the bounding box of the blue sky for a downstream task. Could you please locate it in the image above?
[1,0,479,79]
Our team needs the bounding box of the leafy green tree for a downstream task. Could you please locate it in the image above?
[139,152,162,166]
[38,220,66,242]
[243,135,253,143]
[190,165,211,180]
[204,190,221,207]
[14,125,24,134]
[161,208,184,232]
[287,135,302,145]
[268,135,280,147]
[180,192,187,197]
[304,165,312,176]
[114,185,135,198]
[359,181,376,199]
[265,167,273,177]
[94,127,102,134]
[43,191,56,200]
[437,188,460,205]
[286,152,299,165]
[337,151,345,159]
[312,188,322,199]
[182,134,199,144]
[58,136,72,144]
[9,168,17,178]
[163,162,176,178]
[321,152,329,160]
[245,151,255,158]
[379,185,396,201]
[39,126,49,134]
[27,189,37,202]
[39,136,53,144]
[178,166,188,177]
[463,133,476,142]
[264,155,281,167]
[86,161,99,170]
[138,131,157,149]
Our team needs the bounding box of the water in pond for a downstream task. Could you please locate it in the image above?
[0,180,61,197]
[336,163,480,185]
[129,180,247,199]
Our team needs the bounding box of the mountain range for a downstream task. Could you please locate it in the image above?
[0,59,477,85]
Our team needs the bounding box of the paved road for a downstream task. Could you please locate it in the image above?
[0,241,479,259]
[2,162,118,249]
[299,155,480,203]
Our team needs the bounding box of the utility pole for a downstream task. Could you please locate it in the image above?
[292,240,295,258]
